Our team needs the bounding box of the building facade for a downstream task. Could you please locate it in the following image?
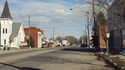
[99,26,108,48]
[24,27,44,48]
[10,23,25,47]
[108,0,124,51]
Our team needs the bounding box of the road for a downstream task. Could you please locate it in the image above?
[0,45,115,70]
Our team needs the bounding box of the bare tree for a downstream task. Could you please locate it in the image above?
[81,0,124,26]
[64,36,78,44]
[56,36,62,40]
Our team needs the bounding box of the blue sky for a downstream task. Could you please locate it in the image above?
[0,0,93,39]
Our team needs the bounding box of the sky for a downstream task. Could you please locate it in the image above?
[0,0,93,40]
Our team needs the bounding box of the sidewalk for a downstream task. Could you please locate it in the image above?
[116,55,125,59]
[0,46,61,55]
[95,49,125,70]
[0,48,38,54]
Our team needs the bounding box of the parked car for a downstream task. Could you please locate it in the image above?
[58,43,61,47]
[48,43,53,47]
[58,44,61,47]
[70,44,72,45]
[80,44,86,47]
[48,44,52,47]
[0,45,4,50]
[63,44,65,46]
[42,44,47,48]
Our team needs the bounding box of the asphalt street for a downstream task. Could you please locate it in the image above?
[0,45,115,70]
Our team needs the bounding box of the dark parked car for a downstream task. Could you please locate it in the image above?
[63,44,65,46]
[41,44,47,48]
[80,44,86,47]
[70,44,72,45]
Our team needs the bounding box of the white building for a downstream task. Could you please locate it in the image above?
[0,1,25,48]
[10,23,25,48]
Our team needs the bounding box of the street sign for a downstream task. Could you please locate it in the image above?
[106,33,110,38]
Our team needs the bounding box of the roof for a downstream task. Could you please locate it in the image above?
[1,1,12,19]
[9,23,21,40]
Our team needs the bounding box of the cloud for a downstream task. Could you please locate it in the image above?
[0,0,90,39]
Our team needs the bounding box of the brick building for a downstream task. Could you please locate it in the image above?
[99,26,108,48]
[24,27,44,48]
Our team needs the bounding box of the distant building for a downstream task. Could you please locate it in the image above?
[59,40,69,46]
[24,27,44,48]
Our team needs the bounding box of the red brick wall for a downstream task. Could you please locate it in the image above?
[24,27,44,48]
[99,26,108,48]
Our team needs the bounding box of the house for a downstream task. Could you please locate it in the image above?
[0,1,25,48]
[59,40,69,46]
[9,23,25,48]
[107,0,124,51]
[24,27,44,48]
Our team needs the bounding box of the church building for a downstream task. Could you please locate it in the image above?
[0,1,25,48]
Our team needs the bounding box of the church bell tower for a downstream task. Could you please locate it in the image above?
[0,0,13,46]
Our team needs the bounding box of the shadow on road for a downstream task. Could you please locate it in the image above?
[22,67,42,70]
[0,62,43,70]
[61,47,95,52]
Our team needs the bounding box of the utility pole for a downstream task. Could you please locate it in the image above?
[77,30,84,44]
[62,33,63,40]
[93,0,97,51]
[28,15,30,49]
[92,0,99,51]
[51,33,52,39]
[53,28,54,40]
[82,31,84,44]
[85,23,87,46]
[87,12,90,48]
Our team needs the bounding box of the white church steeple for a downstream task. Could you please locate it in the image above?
[1,0,12,19]
[0,0,13,46]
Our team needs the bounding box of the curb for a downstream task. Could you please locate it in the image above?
[95,52,125,70]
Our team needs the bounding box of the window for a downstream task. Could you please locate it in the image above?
[6,28,7,33]
[3,28,4,34]
[4,39,6,44]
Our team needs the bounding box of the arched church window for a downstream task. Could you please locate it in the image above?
[6,28,7,33]
[3,28,4,34]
